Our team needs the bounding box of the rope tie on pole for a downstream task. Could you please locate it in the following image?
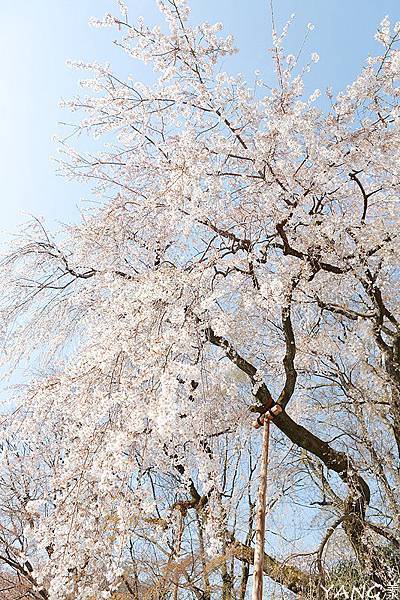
[251,403,283,600]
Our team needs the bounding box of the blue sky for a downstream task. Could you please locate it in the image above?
[1,0,399,237]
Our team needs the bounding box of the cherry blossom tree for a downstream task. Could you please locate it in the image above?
[1,1,400,598]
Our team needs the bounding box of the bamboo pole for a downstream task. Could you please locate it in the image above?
[251,417,271,600]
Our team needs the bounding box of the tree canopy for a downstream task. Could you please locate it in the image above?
[1,2,400,598]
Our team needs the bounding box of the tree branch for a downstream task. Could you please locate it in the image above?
[230,540,313,594]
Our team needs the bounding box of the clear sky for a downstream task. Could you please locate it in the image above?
[1,0,399,237]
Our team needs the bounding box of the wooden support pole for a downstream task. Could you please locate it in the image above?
[251,404,282,600]
[251,417,271,600]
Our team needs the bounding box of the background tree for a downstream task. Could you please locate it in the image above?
[0,1,400,598]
